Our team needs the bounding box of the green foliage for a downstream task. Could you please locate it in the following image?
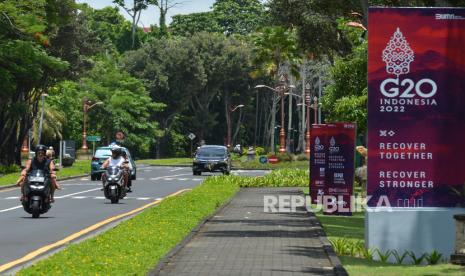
[0,164,20,175]
[321,41,367,134]
[425,250,443,265]
[239,168,308,187]
[170,0,267,36]
[407,251,427,265]
[254,146,265,156]
[276,152,292,162]
[392,250,409,264]
[17,175,240,275]
[296,153,309,161]
[375,249,393,263]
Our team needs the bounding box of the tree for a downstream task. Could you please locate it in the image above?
[169,0,267,37]
[251,26,301,151]
[113,0,153,49]
[170,12,222,36]
[0,0,69,165]
[212,0,267,36]
[153,0,184,37]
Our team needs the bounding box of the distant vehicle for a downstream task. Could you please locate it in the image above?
[91,146,137,182]
[193,145,231,176]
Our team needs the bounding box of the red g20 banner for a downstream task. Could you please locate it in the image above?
[368,8,465,207]
[310,123,356,215]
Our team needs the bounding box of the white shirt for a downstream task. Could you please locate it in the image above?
[108,156,125,167]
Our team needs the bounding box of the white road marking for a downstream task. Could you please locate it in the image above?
[80,178,89,181]
[136,197,150,200]
[0,206,22,213]
[170,168,183,172]
[192,178,202,181]
[178,178,188,181]
[5,197,18,200]
[72,196,87,199]
[55,187,102,199]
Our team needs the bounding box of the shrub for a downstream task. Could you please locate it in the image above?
[0,164,21,174]
[239,168,308,187]
[296,153,309,161]
[276,152,292,162]
[425,250,443,265]
[255,146,266,156]
[407,251,427,265]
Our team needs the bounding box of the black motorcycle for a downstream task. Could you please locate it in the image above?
[102,165,126,204]
[22,169,52,218]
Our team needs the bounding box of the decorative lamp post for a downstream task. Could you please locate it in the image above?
[81,98,103,150]
[255,75,294,153]
[227,104,244,149]
[313,96,319,124]
[305,83,311,154]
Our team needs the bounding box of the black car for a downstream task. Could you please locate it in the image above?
[193,145,231,175]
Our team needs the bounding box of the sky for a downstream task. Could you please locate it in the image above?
[76,0,216,27]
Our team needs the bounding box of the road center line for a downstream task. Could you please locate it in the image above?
[169,168,184,172]
[0,188,102,213]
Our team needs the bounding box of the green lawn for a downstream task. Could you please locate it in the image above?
[0,160,90,187]
[17,175,240,275]
[137,158,192,166]
[232,159,309,170]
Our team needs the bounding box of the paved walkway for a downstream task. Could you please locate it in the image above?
[151,188,346,276]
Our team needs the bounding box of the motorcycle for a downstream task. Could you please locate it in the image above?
[102,165,126,204]
[22,169,52,218]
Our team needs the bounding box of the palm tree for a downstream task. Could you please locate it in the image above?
[251,26,301,151]
[31,103,65,144]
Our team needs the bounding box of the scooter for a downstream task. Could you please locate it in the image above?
[22,169,52,218]
[102,165,126,204]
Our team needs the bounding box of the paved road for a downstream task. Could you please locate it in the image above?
[0,165,267,270]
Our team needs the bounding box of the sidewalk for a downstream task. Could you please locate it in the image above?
[151,188,347,276]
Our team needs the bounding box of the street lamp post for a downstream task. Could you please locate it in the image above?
[305,84,311,154]
[313,96,319,124]
[81,98,103,150]
[255,75,294,153]
[227,104,244,149]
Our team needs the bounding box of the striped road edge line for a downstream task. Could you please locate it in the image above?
[0,188,192,273]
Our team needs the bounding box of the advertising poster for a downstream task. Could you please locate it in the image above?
[367,8,465,207]
[310,123,356,216]
[310,124,327,204]
[323,123,356,216]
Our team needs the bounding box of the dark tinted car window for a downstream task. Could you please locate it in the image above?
[197,148,227,157]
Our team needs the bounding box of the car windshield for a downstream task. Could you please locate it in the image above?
[197,148,226,158]
[95,149,111,158]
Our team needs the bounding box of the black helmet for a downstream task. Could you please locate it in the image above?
[35,145,47,155]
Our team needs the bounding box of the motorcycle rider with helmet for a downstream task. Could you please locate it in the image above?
[16,145,61,202]
[101,145,129,190]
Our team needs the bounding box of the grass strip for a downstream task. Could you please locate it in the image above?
[0,160,90,187]
[232,160,309,170]
[137,158,192,166]
[17,175,240,276]
[239,168,309,187]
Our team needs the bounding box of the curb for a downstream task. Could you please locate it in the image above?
[147,190,239,276]
[0,174,89,191]
[298,189,348,276]
[309,211,348,276]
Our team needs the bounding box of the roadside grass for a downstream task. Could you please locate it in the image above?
[239,168,308,187]
[0,160,90,187]
[17,175,241,276]
[232,160,309,170]
[137,158,192,166]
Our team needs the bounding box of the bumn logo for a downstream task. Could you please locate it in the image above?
[380,28,437,99]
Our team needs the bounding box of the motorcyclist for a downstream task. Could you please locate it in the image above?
[16,145,61,202]
[121,150,133,192]
[101,145,129,189]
